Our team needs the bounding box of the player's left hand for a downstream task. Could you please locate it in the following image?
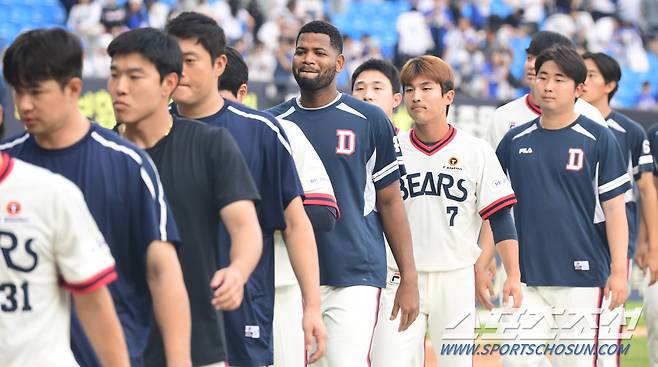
[604,271,628,310]
[502,276,522,309]
[647,249,658,286]
[391,274,419,332]
[210,265,246,310]
[302,305,326,363]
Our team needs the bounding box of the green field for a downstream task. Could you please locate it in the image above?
[622,300,648,366]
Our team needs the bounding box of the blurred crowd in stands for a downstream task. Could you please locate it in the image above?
[2,0,658,109]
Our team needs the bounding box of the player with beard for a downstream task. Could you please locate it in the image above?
[268,20,419,367]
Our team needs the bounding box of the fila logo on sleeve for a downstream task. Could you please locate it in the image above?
[336,129,356,155]
[566,148,584,171]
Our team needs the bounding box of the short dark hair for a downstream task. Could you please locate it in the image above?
[351,58,401,94]
[165,12,226,62]
[582,52,621,100]
[526,31,574,56]
[535,45,587,85]
[107,28,182,82]
[3,28,82,89]
[219,46,248,96]
[296,20,343,53]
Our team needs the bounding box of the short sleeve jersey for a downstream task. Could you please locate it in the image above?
[0,155,116,367]
[486,93,607,148]
[605,111,653,258]
[274,118,337,287]
[0,123,179,363]
[648,123,658,176]
[396,126,516,272]
[171,100,303,367]
[143,117,260,366]
[496,116,631,287]
[268,93,401,288]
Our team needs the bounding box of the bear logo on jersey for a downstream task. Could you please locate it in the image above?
[5,201,21,216]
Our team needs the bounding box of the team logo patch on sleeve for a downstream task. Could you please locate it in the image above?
[5,201,21,216]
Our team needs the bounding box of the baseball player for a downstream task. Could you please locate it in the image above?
[580,51,658,367]
[496,45,630,367]
[351,58,403,134]
[218,46,336,367]
[482,30,610,305]
[638,124,658,367]
[268,20,419,367]
[1,28,190,367]
[486,31,607,150]
[369,55,522,366]
[166,13,325,366]
[107,28,265,367]
[0,152,129,366]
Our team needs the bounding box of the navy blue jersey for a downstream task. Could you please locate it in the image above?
[0,123,179,364]
[497,116,630,287]
[268,93,401,288]
[648,123,658,176]
[172,100,303,366]
[606,111,653,258]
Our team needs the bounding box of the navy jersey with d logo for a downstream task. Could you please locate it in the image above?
[269,93,401,288]
[497,116,630,288]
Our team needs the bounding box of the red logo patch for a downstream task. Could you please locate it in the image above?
[6,201,21,216]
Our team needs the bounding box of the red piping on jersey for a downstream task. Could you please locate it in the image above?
[479,194,517,220]
[303,193,341,219]
[525,94,542,116]
[0,152,15,186]
[366,288,382,367]
[59,265,117,294]
[409,125,456,156]
[593,288,604,367]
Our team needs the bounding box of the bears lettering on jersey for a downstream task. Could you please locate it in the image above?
[336,129,356,155]
[400,172,468,201]
[0,230,38,273]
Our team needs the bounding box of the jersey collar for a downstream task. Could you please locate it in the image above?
[410,124,456,156]
[0,152,15,186]
[294,92,342,110]
[525,93,542,116]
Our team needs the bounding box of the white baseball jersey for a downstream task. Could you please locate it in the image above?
[393,125,516,272]
[274,118,335,287]
[486,93,607,148]
[0,155,116,367]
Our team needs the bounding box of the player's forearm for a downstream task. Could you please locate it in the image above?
[73,287,130,367]
[475,222,496,272]
[376,185,417,278]
[222,201,263,279]
[496,240,521,279]
[638,173,658,253]
[283,198,321,309]
[602,195,629,274]
[147,241,192,367]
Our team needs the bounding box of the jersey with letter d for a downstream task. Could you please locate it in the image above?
[497,116,630,288]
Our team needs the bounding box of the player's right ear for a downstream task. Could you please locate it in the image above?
[335,54,345,73]
[65,77,83,100]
